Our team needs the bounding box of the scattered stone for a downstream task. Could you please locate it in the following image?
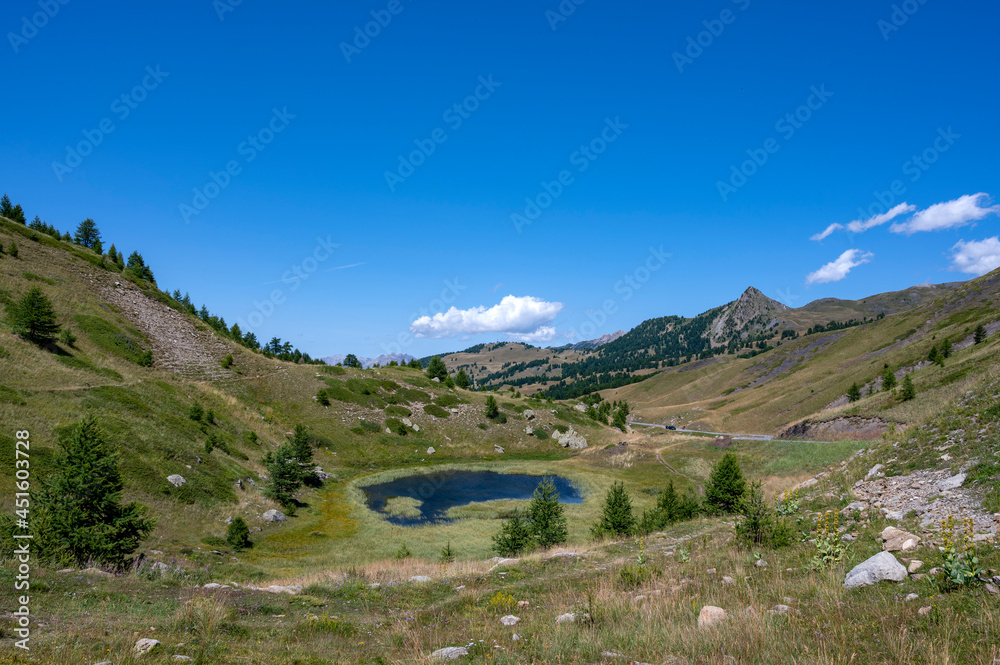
[842,534,857,542]
[263,585,300,595]
[574,403,588,412]
[908,560,924,574]
[56,568,74,574]
[927,567,942,575]
[134,638,161,655]
[706,568,716,574]
[500,615,520,626]
[905,593,919,602]
[884,510,905,521]
[524,410,535,420]
[938,473,966,491]
[866,464,885,480]
[431,377,441,383]
[167,474,186,487]
[844,552,908,589]
[151,562,169,572]
[313,467,331,481]
[494,445,505,454]
[697,605,728,629]
[985,583,999,595]
[431,647,468,660]
[882,526,921,552]
[918,606,932,616]
[768,604,791,616]
[410,575,432,583]
[172,657,193,662]
[842,501,867,515]
[517,600,530,608]
[721,576,734,586]
[556,612,588,624]
[427,447,436,455]
[81,567,114,578]
[794,478,818,491]
[262,510,286,523]
[512,634,521,641]
[755,559,768,568]
[402,418,413,428]
[525,426,534,435]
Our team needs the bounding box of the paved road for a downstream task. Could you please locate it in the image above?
[630,421,774,441]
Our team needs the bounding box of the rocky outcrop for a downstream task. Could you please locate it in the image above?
[553,426,588,449]
[779,416,892,441]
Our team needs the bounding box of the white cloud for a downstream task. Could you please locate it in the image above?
[950,237,1000,276]
[409,295,563,339]
[890,193,999,235]
[806,249,874,284]
[810,223,842,242]
[846,202,916,234]
[507,326,557,343]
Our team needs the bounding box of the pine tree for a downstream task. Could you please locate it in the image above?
[92,239,103,256]
[126,251,155,282]
[704,452,746,514]
[881,367,897,392]
[8,241,18,258]
[407,358,422,369]
[73,218,102,248]
[0,193,12,218]
[484,395,500,419]
[34,418,155,568]
[455,368,470,389]
[941,338,953,358]
[928,345,940,365]
[264,443,303,507]
[426,356,449,381]
[847,383,862,403]
[527,477,568,548]
[344,353,363,369]
[974,324,987,344]
[289,424,314,468]
[591,481,635,538]
[492,510,534,557]
[226,517,253,550]
[900,374,916,401]
[10,287,61,344]
[28,215,43,231]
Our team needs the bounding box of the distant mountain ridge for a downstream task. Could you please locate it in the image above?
[321,353,415,368]
[556,330,628,351]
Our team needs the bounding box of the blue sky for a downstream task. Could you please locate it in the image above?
[2,0,998,358]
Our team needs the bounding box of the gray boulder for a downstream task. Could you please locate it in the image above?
[553,426,588,449]
[167,474,186,487]
[938,473,966,490]
[134,638,161,655]
[881,526,920,552]
[844,552,908,589]
[262,509,286,522]
[431,647,468,660]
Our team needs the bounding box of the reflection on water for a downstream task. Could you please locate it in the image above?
[362,470,582,526]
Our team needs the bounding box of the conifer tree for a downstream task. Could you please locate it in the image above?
[10,204,25,224]
[0,193,12,218]
[928,345,941,366]
[492,510,534,557]
[704,452,746,514]
[344,353,363,369]
[847,382,862,402]
[10,287,61,345]
[941,338,953,358]
[426,356,449,381]
[881,367,897,392]
[226,517,252,550]
[73,218,102,248]
[974,324,987,344]
[8,241,18,258]
[591,481,635,538]
[264,443,303,507]
[34,418,155,568]
[527,477,568,548]
[455,368,470,389]
[484,395,500,419]
[92,239,103,256]
[900,374,916,401]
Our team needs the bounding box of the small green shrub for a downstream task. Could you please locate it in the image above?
[384,405,412,418]
[423,404,450,418]
[221,353,234,369]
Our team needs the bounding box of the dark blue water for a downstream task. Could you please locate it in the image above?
[362,470,582,526]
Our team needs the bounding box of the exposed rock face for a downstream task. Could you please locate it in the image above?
[780,417,892,441]
[697,605,729,628]
[844,552,908,589]
[553,426,588,449]
[573,403,588,413]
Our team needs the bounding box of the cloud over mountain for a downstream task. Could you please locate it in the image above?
[410,295,563,340]
[806,249,873,284]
